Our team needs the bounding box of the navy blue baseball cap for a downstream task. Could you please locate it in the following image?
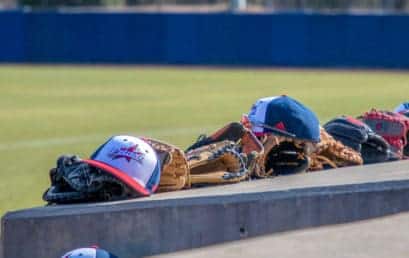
[394,102,409,113]
[247,95,320,142]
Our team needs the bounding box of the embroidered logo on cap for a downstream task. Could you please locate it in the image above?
[108,144,145,163]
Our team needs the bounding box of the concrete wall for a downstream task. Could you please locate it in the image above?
[2,161,409,258]
[2,11,409,68]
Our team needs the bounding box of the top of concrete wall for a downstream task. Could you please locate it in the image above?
[4,160,409,220]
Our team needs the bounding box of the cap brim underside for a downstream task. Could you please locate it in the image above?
[83,159,150,196]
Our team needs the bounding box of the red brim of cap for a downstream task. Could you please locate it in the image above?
[83,159,150,196]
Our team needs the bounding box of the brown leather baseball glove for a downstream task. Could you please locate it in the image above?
[309,128,363,171]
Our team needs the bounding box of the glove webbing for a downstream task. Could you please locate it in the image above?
[209,144,247,172]
[189,143,249,185]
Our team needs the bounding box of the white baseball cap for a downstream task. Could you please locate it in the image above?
[84,135,161,196]
[61,246,117,258]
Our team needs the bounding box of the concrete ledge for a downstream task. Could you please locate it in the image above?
[2,161,409,258]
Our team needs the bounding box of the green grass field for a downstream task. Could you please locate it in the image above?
[0,65,408,216]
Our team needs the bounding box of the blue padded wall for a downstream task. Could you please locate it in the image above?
[1,11,409,68]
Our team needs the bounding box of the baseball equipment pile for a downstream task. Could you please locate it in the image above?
[43,97,409,204]
[243,95,321,176]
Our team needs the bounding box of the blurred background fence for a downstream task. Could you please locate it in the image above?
[2,10,409,68]
[2,0,409,12]
[1,0,409,68]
